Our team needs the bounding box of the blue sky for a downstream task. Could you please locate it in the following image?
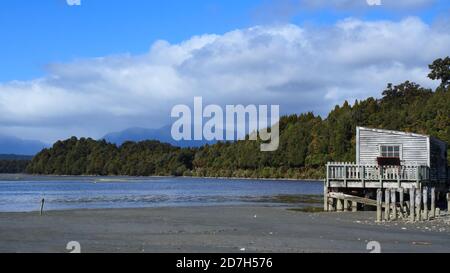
[0,0,449,144]
[0,0,259,81]
[1,0,448,82]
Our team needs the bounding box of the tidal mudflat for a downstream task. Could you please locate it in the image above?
[1,206,449,253]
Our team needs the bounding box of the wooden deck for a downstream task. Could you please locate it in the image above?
[326,162,432,189]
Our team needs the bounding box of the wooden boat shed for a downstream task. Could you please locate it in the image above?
[324,127,449,213]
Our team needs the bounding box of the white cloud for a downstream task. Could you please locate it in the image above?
[0,17,449,142]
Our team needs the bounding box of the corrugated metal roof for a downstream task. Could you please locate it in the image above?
[358,127,429,139]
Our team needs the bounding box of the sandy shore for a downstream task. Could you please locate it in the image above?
[1,206,449,253]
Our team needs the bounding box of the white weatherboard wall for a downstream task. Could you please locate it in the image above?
[356,127,429,166]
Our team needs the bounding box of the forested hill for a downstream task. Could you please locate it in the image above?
[26,58,450,179]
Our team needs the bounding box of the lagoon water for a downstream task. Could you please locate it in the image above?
[0,175,323,212]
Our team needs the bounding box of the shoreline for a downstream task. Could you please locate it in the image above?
[0,202,315,214]
[0,173,324,182]
[1,206,449,253]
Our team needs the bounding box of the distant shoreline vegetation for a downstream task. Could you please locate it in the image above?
[3,57,450,179]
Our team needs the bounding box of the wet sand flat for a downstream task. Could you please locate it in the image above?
[0,206,449,253]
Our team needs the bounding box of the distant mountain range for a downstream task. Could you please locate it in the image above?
[0,135,48,156]
[0,124,225,156]
[102,125,218,147]
[0,154,33,160]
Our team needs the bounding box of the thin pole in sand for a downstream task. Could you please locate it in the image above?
[40,198,45,216]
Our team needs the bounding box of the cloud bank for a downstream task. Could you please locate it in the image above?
[0,17,449,142]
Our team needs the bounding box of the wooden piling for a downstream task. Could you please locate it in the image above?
[391,190,397,220]
[337,198,343,211]
[328,197,335,212]
[447,193,450,212]
[343,199,349,211]
[430,187,436,219]
[344,165,348,188]
[415,188,422,221]
[415,168,420,189]
[423,187,428,220]
[385,189,390,221]
[326,164,330,187]
[376,189,382,222]
[399,188,404,217]
[410,188,415,222]
[352,201,357,212]
[379,166,384,189]
[324,186,329,212]
[361,166,366,188]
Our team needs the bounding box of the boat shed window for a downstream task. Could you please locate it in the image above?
[380,145,400,158]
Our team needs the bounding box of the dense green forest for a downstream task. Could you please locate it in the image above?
[24,57,450,179]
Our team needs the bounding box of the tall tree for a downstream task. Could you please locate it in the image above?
[428,56,450,90]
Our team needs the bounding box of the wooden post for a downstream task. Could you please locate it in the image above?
[397,166,401,188]
[376,189,382,222]
[324,185,329,212]
[328,197,335,212]
[447,193,450,212]
[337,198,343,211]
[410,188,415,222]
[352,201,357,212]
[430,187,436,219]
[344,165,348,188]
[423,187,428,220]
[391,190,397,220]
[416,168,420,189]
[361,165,366,188]
[385,189,390,221]
[415,188,422,222]
[399,188,404,217]
[379,166,384,189]
[343,199,349,211]
[326,164,330,187]
[40,198,45,216]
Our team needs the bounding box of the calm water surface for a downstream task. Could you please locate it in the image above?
[0,175,323,212]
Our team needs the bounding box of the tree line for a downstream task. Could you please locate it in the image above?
[18,57,450,178]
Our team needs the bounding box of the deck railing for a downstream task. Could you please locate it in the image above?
[326,162,429,185]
